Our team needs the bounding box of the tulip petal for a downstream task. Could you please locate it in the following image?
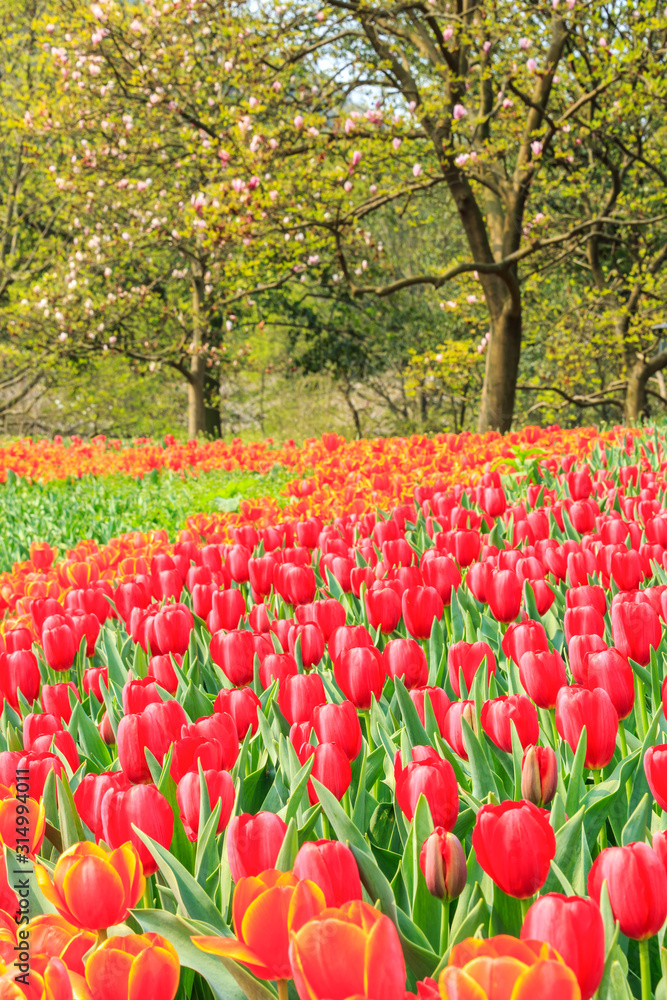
[61,857,127,929]
[192,935,267,967]
[289,918,368,1000]
[128,943,180,1000]
[463,956,526,998]
[240,885,294,979]
[85,945,135,1000]
[511,959,581,1000]
[439,967,489,999]
[365,912,407,1000]
[287,878,326,934]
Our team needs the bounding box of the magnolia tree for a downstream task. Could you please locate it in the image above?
[0,0,71,414]
[260,0,667,431]
[18,0,329,436]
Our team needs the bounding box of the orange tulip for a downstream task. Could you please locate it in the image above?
[439,936,581,1000]
[288,899,406,1000]
[27,914,96,977]
[35,841,145,931]
[0,783,45,858]
[194,869,326,982]
[0,955,91,1000]
[85,933,179,1000]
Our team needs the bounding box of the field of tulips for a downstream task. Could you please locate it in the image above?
[2,424,667,999]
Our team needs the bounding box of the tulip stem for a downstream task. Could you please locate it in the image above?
[639,938,651,1000]
[592,771,608,850]
[277,981,289,1000]
[520,897,532,924]
[96,928,108,946]
[439,898,450,956]
[636,676,649,741]
[549,709,559,750]
[143,881,152,909]
[618,723,633,801]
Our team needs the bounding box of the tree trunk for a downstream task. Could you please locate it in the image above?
[204,374,221,438]
[624,351,667,424]
[477,300,522,433]
[187,258,207,438]
[187,356,206,439]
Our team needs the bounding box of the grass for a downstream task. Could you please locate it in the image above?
[0,464,294,571]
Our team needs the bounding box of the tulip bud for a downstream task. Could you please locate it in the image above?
[419,829,467,901]
[521,745,558,806]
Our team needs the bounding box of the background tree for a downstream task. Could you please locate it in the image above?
[265,0,667,430]
[18,0,327,436]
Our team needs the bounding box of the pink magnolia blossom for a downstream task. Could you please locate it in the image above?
[453,104,467,120]
[412,163,422,177]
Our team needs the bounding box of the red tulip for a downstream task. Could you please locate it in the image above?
[582,647,634,720]
[644,745,667,810]
[214,687,261,739]
[226,812,288,881]
[293,839,362,907]
[521,894,605,1000]
[122,677,161,715]
[277,673,327,725]
[210,628,255,686]
[441,701,475,760]
[472,800,556,898]
[74,771,130,839]
[611,600,661,666]
[176,769,235,841]
[588,843,667,939]
[519,650,567,710]
[206,589,246,632]
[117,699,187,783]
[101,783,174,876]
[568,633,607,685]
[288,622,325,669]
[481,695,539,752]
[382,638,428,690]
[83,665,109,701]
[259,652,298,689]
[312,701,362,761]
[40,683,79,724]
[147,653,181,694]
[521,745,558,807]
[448,641,496,698]
[395,751,459,831]
[0,650,41,711]
[41,615,77,672]
[486,569,522,623]
[181,712,239,771]
[298,741,352,805]
[564,606,605,644]
[402,586,444,640]
[409,687,450,735]
[502,620,549,665]
[334,646,385,710]
[295,598,346,641]
[466,562,492,603]
[419,828,467,901]
[555,686,618,770]
[328,624,374,666]
[421,556,461,603]
[566,585,607,616]
[68,609,101,657]
[365,587,402,634]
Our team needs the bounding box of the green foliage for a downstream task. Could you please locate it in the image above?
[0,465,292,571]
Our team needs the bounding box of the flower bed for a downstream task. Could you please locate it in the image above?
[0,424,663,999]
